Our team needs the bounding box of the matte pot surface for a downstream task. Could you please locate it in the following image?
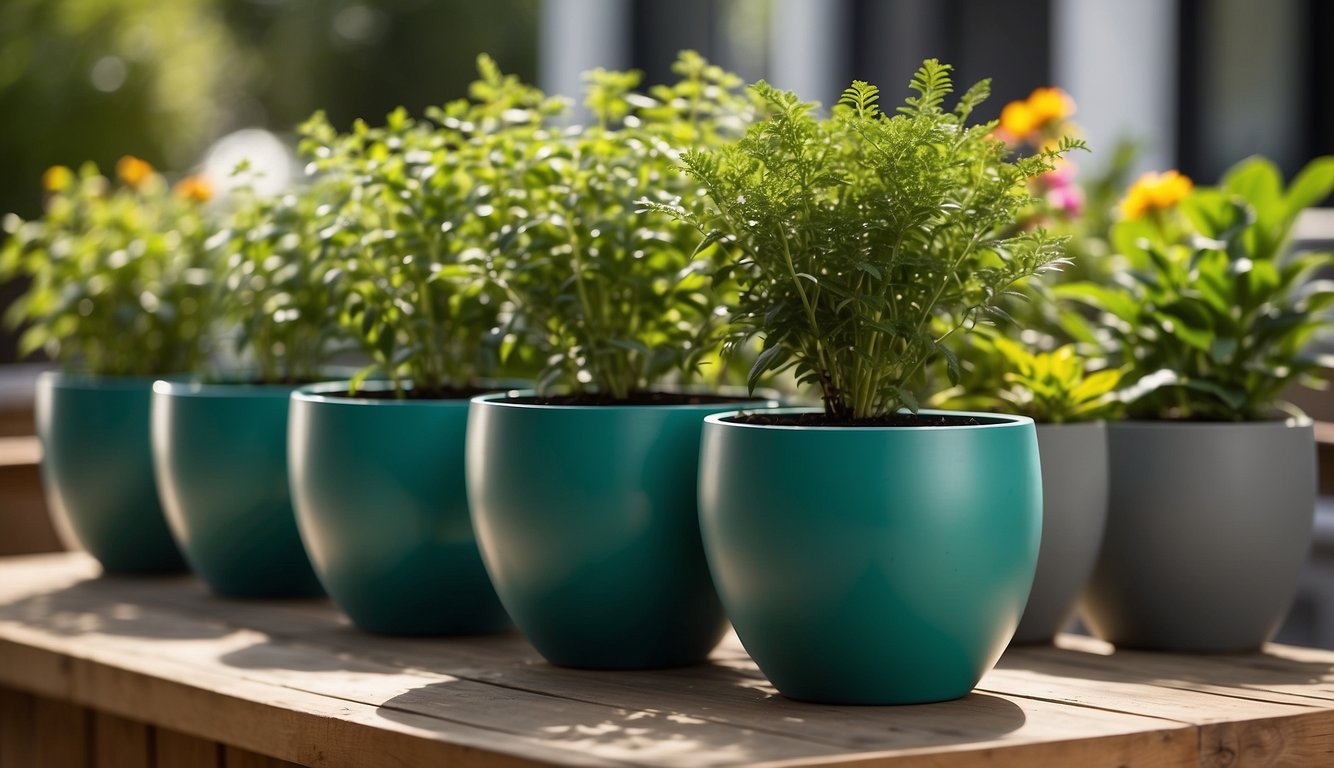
[1012,421,1108,644]
[289,381,510,635]
[698,408,1042,705]
[152,380,323,598]
[35,372,186,573]
[466,392,775,669]
[1081,419,1315,651]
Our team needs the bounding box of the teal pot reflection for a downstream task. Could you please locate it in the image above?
[466,391,777,669]
[289,381,510,635]
[151,380,323,598]
[698,408,1041,705]
[1011,422,1108,644]
[1081,419,1315,651]
[35,372,186,573]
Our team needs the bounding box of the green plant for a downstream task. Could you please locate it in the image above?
[665,60,1085,421]
[297,56,563,395]
[1059,155,1334,421]
[0,159,214,376]
[213,170,353,383]
[933,336,1121,423]
[485,52,754,399]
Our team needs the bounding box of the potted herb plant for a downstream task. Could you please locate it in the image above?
[465,52,776,668]
[934,337,1119,643]
[1064,156,1334,651]
[672,61,1085,704]
[284,57,563,635]
[2,159,213,573]
[151,173,350,598]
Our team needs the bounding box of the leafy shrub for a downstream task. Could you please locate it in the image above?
[665,60,1085,421]
[298,56,563,395]
[933,336,1121,423]
[484,52,754,399]
[212,171,353,384]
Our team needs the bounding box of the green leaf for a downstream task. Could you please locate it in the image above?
[747,343,788,391]
[1285,156,1334,216]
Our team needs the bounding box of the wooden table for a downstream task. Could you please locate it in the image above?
[1,554,1333,767]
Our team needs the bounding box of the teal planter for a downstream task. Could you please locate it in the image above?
[34,372,186,573]
[151,380,323,598]
[698,408,1041,705]
[289,381,510,635]
[466,392,775,669]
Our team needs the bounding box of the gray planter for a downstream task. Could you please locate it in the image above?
[1012,422,1108,644]
[1080,419,1315,651]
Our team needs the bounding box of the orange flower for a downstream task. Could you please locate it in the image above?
[115,155,155,189]
[998,87,1077,144]
[1026,87,1074,125]
[1120,170,1193,220]
[999,100,1038,142]
[174,175,213,204]
[42,166,73,193]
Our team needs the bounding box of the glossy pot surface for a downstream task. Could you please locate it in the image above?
[289,381,510,635]
[36,372,186,573]
[152,380,322,597]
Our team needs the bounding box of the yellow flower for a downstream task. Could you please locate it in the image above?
[1120,170,1193,220]
[173,175,213,204]
[999,100,1038,141]
[115,155,155,190]
[1026,87,1074,125]
[42,166,74,193]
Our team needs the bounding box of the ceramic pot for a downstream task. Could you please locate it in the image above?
[35,372,186,573]
[698,408,1041,705]
[288,381,510,635]
[151,380,323,598]
[1080,419,1315,651]
[466,392,775,669]
[1011,422,1108,644]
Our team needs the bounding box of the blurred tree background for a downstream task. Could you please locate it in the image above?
[0,0,538,362]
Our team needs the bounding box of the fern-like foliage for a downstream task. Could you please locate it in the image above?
[668,59,1087,420]
[899,58,954,116]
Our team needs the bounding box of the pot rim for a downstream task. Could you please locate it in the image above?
[702,406,1033,431]
[470,388,781,411]
[152,378,306,399]
[40,370,194,390]
[292,379,526,406]
[1107,416,1313,429]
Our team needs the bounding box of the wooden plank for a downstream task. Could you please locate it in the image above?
[0,562,1195,767]
[1199,710,1334,767]
[0,631,632,768]
[34,696,89,766]
[7,553,1334,767]
[0,686,36,768]
[746,730,1195,768]
[32,566,1194,759]
[155,728,221,768]
[94,710,151,768]
[0,436,39,467]
[222,745,303,768]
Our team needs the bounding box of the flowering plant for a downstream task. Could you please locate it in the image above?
[1060,155,1334,420]
[1,158,215,376]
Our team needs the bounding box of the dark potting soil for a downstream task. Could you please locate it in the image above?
[726,411,1008,428]
[325,386,499,401]
[506,392,755,407]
